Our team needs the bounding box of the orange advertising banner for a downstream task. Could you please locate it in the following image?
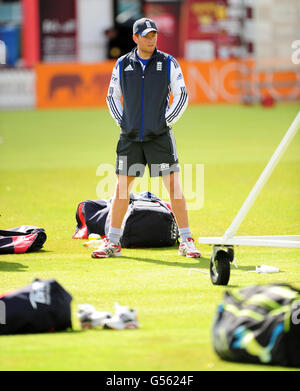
[180,59,300,104]
[36,61,115,108]
[36,60,300,108]
[181,59,242,103]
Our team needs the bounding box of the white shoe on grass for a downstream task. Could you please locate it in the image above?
[91,238,122,258]
[77,304,112,329]
[102,302,139,330]
[178,237,201,258]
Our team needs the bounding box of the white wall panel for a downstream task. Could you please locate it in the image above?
[77,0,113,62]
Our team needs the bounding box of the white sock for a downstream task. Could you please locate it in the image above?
[179,227,191,242]
[108,227,121,245]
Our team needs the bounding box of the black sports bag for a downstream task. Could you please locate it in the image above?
[0,279,72,335]
[212,283,300,367]
[73,192,179,248]
[0,225,47,254]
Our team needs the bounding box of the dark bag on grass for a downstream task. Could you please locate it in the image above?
[212,283,300,367]
[0,225,47,254]
[73,192,179,248]
[72,199,109,239]
[0,279,72,335]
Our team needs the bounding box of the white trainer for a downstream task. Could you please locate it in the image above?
[77,304,112,329]
[102,302,139,330]
[178,237,201,258]
[91,238,122,258]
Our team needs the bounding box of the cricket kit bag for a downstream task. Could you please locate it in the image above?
[73,191,179,248]
[212,283,300,367]
[0,279,72,335]
[0,225,47,254]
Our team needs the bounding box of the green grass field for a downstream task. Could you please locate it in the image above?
[0,103,299,371]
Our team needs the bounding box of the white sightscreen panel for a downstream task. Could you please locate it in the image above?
[0,69,35,109]
[77,0,113,62]
[253,0,300,70]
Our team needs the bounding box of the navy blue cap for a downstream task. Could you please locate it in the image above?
[133,18,158,36]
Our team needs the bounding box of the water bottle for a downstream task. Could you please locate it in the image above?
[83,240,102,248]
[83,233,102,248]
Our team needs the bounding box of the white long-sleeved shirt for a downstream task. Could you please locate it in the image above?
[106,55,188,128]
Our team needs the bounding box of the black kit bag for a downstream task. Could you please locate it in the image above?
[72,199,109,239]
[0,279,72,335]
[0,225,47,254]
[212,283,300,367]
[73,192,179,248]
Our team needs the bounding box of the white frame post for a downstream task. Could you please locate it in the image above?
[198,110,300,249]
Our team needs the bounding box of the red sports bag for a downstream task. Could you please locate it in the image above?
[0,225,47,254]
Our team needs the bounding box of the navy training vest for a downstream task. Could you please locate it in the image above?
[119,47,171,142]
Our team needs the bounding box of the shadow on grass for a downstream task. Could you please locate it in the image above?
[121,254,211,269]
[121,255,241,287]
[123,247,256,272]
[0,261,28,272]
[122,248,256,273]
[0,248,53,272]
[0,328,82,338]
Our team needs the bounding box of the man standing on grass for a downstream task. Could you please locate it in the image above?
[92,18,201,259]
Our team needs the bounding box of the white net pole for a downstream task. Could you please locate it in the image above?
[223,110,300,240]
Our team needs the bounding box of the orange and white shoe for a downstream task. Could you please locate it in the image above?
[178,237,201,258]
[91,238,122,258]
